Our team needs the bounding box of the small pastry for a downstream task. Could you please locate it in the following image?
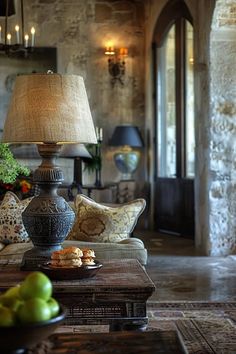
[50,258,82,268]
[51,246,83,260]
[81,257,96,266]
[82,248,96,258]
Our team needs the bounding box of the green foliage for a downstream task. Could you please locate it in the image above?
[0,143,30,184]
[83,143,102,174]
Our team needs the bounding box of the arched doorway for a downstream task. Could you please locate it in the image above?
[152,0,195,237]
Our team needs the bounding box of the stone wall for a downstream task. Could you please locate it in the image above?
[194,0,216,254]
[0,0,146,192]
[209,0,236,255]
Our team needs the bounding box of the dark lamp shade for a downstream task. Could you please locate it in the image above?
[9,144,40,159]
[9,143,92,160]
[110,125,144,147]
[60,144,92,159]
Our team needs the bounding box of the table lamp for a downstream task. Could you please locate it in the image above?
[2,73,97,270]
[110,124,144,180]
[60,144,92,199]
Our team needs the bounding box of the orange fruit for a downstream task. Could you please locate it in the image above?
[17,298,51,324]
[19,271,52,301]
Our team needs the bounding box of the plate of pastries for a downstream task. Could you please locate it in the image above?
[39,246,102,280]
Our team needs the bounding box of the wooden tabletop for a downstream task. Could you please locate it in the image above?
[0,259,155,296]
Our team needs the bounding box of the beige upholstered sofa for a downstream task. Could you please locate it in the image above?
[0,193,148,265]
[0,237,147,265]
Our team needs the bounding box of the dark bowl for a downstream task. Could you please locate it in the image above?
[39,260,103,280]
[0,306,66,354]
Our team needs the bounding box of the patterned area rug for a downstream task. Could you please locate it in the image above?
[147,301,236,353]
[24,302,236,353]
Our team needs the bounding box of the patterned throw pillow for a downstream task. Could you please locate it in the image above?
[67,194,146,243]
[0,191,33,244]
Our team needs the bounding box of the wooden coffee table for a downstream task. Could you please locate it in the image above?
[0,259,155,331]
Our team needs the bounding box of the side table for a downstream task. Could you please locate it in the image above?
[116,180,136,203]
[82,183,117,202]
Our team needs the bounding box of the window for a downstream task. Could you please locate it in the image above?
[153,0,194,179]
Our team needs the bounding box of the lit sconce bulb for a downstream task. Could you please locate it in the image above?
[0,26,2,43]
[15,25,20,44]
[31,27,35,47]
[24,34,29,48]
[105,46,115,55]
[119,48,128,56]
[7,33,11,45]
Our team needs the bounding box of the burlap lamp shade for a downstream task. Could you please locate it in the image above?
[2,73,97,144]
[2,73,97,270]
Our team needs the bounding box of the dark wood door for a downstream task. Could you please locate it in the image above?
[155,178,194,237]
[153,1,195,237]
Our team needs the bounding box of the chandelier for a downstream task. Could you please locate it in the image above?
[0,0,36,56]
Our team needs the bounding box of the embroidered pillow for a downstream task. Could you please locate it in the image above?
[67,194,146,243]
[0,191,33,244]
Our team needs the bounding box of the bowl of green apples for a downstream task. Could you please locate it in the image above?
[0,271,66,354]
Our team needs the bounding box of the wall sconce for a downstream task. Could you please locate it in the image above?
[105,46,128,86]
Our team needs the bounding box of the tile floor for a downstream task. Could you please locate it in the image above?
[138,230,236,302]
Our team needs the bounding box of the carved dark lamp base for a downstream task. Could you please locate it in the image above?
[21,144,75,271]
